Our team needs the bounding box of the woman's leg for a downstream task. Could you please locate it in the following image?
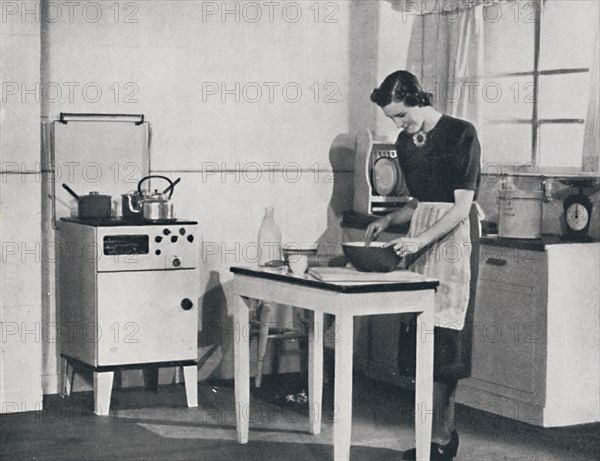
[404,380,459,459]
[447,381,457,433]
[431,380,458,445]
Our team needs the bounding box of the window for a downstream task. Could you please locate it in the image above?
[476,0,599,172]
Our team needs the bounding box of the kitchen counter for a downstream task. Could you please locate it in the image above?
[457,241,600,427]
[342,210,597,251]
[343,210,600,427]
[478,234,565,251]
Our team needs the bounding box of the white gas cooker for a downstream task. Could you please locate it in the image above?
[57,217,201,415]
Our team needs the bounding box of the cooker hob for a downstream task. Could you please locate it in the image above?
[60,217,198,226]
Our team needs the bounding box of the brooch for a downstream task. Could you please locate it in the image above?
[412,129,427,148]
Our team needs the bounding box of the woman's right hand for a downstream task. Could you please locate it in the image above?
[365,216,391,246]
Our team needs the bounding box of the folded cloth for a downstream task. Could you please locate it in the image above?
[407,202,472,330]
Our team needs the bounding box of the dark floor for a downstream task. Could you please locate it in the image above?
[1,373,598,461]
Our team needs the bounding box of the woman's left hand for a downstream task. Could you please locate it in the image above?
[384,237,426,258]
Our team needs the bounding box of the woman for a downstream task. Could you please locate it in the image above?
[366,70,481,461]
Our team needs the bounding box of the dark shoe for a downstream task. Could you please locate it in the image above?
[402,430,459,460]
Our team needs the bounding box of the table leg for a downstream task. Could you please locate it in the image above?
[334,312,354,461]
[308,310,323,435]
[93,370,114,416]
[183,364,198,408]
[414,305,434,461]
[234,295,250,444]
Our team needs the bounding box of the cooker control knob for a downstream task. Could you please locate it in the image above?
[171,235,178,243]
[187,234,194,243]
[155,236,162,243]
[180,298,193,311]
[179,227,186,236]
[163,228,171,235]
[172,257,181,267]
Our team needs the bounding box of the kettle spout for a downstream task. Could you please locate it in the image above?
[126,194,142,213]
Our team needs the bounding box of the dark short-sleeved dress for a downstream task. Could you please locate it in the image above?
[395,114,481,384]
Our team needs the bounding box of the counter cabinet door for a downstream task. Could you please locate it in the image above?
[470,246,547,400]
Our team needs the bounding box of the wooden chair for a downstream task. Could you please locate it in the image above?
[249,300,306,387]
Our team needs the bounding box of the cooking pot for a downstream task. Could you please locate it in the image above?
[125,175,179,221]
[62,184,112,219]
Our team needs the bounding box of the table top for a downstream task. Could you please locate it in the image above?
[230,266,439,294]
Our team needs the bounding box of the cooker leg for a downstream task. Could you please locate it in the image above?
[61,357,74,397]
[93,370,114,416]
[183,365,198,407]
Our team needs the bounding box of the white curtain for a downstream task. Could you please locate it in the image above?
[582,26,599,172]
[388,0,490,13]
[449,5,484,125]
[404,4,485,126]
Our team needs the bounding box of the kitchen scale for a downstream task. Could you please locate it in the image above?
[558,177,599,242]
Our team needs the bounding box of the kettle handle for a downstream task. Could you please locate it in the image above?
[137,175,175,199]
[162,177,181,196]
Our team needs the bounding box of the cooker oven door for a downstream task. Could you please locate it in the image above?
[96,269,198,366]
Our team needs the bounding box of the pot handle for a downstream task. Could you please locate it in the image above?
[137,175,174,199]
[62,183,80,200]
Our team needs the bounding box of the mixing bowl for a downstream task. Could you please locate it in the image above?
[342,241,401,272]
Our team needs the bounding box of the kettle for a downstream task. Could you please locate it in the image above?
[125,175,180,221]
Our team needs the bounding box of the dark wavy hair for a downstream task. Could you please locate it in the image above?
[370,70,433,108]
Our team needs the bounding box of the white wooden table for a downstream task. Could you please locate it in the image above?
[230,266,438,461]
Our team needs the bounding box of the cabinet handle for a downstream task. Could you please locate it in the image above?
[485,257,507,266]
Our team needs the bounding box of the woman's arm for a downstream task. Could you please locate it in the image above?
[385,190,474,257]
[387,198,419,225]
[417,189,473,246]
[365,198,419,245]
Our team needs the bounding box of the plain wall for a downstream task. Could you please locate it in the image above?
[0,6,43,412]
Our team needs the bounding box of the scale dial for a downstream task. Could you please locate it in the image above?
[372,157,398,196]
[562,192,594,241]
[565,203,589,231]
